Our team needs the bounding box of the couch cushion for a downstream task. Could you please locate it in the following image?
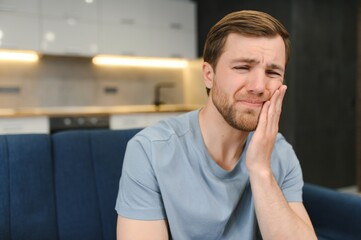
[303,183,361,240]
[0,134,58,240]
[52,128,141,240]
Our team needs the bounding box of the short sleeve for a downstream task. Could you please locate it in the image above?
[277,136,303,202]
[281,151,303,202]
[115,135,167,220]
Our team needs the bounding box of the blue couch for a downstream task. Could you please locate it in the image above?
[0,129,360,240]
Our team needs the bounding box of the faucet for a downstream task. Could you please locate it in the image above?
[153,82,175,107]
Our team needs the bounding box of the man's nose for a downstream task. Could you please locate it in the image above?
[246,70,266,95]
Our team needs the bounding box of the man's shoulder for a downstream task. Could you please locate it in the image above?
[273,133,296,158]
[134,110,198,143]
[275,133,291,147]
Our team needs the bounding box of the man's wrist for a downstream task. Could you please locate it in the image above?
[248,167,274,183]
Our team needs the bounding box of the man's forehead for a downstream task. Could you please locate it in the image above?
[223,34,286,67]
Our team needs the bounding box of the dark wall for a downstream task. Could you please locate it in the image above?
[195,0,357,188]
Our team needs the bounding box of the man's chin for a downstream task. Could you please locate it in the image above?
[228,116,258,132]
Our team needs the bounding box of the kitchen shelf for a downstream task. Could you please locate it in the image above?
[0,104,203,118]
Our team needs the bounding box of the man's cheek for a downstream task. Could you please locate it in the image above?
[267,80,283,98]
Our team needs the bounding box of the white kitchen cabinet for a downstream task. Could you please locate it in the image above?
[40,0,99,56]
[110,112,181,130]
[150,0,196,31]
[0,12,40,50]
[0,0,39,14]
[0,0,197,58]
[0,0,40,51]
[150,28,196,58]
[149,0,196,58]
[0,116,49,135]
[101,0,150,26]
[40,0,98,23]
[100,24,151,56]
[41,18,98,56]
[99,0,151,56]
[99,0,196,58]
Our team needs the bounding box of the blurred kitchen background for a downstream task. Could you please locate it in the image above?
[0,0,360,192]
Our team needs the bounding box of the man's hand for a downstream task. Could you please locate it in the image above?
[245,85,287,173]
[244,85,317,239]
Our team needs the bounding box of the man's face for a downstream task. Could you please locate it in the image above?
[207,33,286,131]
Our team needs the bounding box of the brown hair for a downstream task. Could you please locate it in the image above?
[203,10,291,95]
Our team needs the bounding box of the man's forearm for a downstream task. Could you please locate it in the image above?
[249,170,317,240]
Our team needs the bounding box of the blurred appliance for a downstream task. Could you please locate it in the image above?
[49,115,109,133]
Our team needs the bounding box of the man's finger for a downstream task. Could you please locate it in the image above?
[266,85,287,133]
[256,100,270,133]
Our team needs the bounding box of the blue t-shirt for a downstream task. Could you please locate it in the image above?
[115,110,303,240]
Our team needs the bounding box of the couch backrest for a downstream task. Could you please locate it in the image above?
[2,129,361,240]
[0,134,58,240]
[52,128,141,240]
[303,183,361,240]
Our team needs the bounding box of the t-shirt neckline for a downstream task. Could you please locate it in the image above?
[191,109,253,179]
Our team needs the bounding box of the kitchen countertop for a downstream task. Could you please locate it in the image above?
[0,104,204,118]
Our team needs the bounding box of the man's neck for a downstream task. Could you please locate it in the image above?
[199,104,249,171]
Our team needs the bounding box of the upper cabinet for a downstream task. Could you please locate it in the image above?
[0,0,197,58]
[149,0,196,58]
[0,0,40,50]
[0,0,39,13]
[40,0,99,56]
[99,0,153,56]
[99,0,196,59]
[151,0,196,31]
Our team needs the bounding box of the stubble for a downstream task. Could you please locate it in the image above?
[211,81,260,132]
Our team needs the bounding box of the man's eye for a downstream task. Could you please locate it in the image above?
[233,66,249,70]
[266,70,281,77]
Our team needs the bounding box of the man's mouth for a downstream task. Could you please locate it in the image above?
[236,100,264,108]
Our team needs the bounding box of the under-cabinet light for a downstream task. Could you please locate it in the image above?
[0,50,39,62]
[92,55,188,69]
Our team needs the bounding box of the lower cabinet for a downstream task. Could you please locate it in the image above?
[110,112,182,129]
[0,116,49,134]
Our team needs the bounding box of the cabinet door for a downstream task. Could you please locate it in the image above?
[0,12,40,50]
[0,0,39,14]
[151,0,196,31]
[150,0,196,58]
[99,0,151,56]
[40,0,98,23]
[40,0,98,56]
[150,28,196,59]
[101,0,150,26]
[100,24,151,56]
[110,113,181,130]
[41,18,98,56]
[0,116,49,134]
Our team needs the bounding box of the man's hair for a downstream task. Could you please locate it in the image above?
[203,10,291,95]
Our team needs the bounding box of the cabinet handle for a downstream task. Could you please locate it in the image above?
[0,87,21,94]
[63,48,82,56]
[0,6,16,13]
[121,51,135,56]
[169,22,183,30]
[170,53,182,58]
[120,18,135,25]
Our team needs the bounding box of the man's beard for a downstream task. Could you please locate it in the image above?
[211,82,260,132]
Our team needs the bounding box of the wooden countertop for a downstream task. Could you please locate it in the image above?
[0,104,203,118]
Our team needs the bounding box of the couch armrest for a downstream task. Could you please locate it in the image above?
[303,183,361,240]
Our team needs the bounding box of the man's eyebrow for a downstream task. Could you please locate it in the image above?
[267,63,285,72]
[231,58,285,72]
[231,58,259,64]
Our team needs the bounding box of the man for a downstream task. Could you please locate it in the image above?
[115,10,317,239]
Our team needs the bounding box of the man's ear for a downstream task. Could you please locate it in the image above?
[202,62,214,90]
